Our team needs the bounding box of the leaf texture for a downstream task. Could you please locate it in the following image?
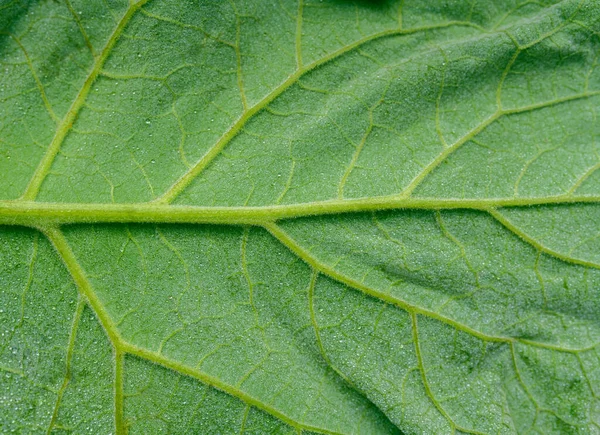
[1,0,600,434]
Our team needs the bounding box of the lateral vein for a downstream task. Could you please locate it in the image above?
[42,226,123,346]
[119,341,345,435]
[264,222,594,354]
[21,0,149,201]
[488,209,600,270]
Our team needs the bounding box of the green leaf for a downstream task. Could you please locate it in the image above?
[1,0,599,433]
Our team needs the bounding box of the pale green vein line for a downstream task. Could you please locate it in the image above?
[509,342,541,421]
[265,222,594,354]
[576,353,598,400]
[2,195,600,226]
[65,0,96,57]
[239,404,250,435]
[436,211,480,286]
[4,32,58,122]
[138,9,235,48]
[402,91,600,197]
[21,0,149,200]
[42,226,123,346]
[295,0,304,69]
[241,227,264,335]
[488,209,600,270]
[308,270,332,367]
[46,298,85,435]
[337,79,390,199]
[514,145,561,197]
[120,342,345,435]
[401,110,500,197]
[514,341,580,427]
[276,160,296,204]
[234,9,248,111]
[496,44,520,109]
[156,228,191,306]
[569,160,600,194]
[502,91,600,115]
[307,270,392,423]
[0,231,37,356]
[514,0,583,51]
[265,222,507,344]
[518,338,599,353]
[337,122,374,199]
[307,270,365,393]
[0,365,24,377]
[411,313,485,435]
[156,20,485,204]
[435,49,449,148]
[0,364,59,397]
[492,1,543,31]
[115,349,125,435]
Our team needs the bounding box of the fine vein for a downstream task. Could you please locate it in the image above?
[411,313,485,435]
[45,298,85,435]
[400,91,600,198]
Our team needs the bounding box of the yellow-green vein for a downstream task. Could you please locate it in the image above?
[411,313,486,435]
[489,208,600,270]
[42,226,124,345]
[21,0,149,200]
[264,222,595,354]
[401,91,600,198]
[45,298,85,435]
[120,342,345,435]
[4,32,58,122]
[2,195,600,226]
[41,226,349,434]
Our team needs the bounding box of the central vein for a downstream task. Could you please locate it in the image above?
[1,195,598,226]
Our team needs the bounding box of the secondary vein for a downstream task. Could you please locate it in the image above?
[21,0,149,201]
[264,222,595,354]
[118,342,345,435]
[42,226,124,346]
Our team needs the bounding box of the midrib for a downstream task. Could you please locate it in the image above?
[1,195,599,226]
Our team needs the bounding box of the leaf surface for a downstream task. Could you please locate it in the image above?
[1,0,600,433]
